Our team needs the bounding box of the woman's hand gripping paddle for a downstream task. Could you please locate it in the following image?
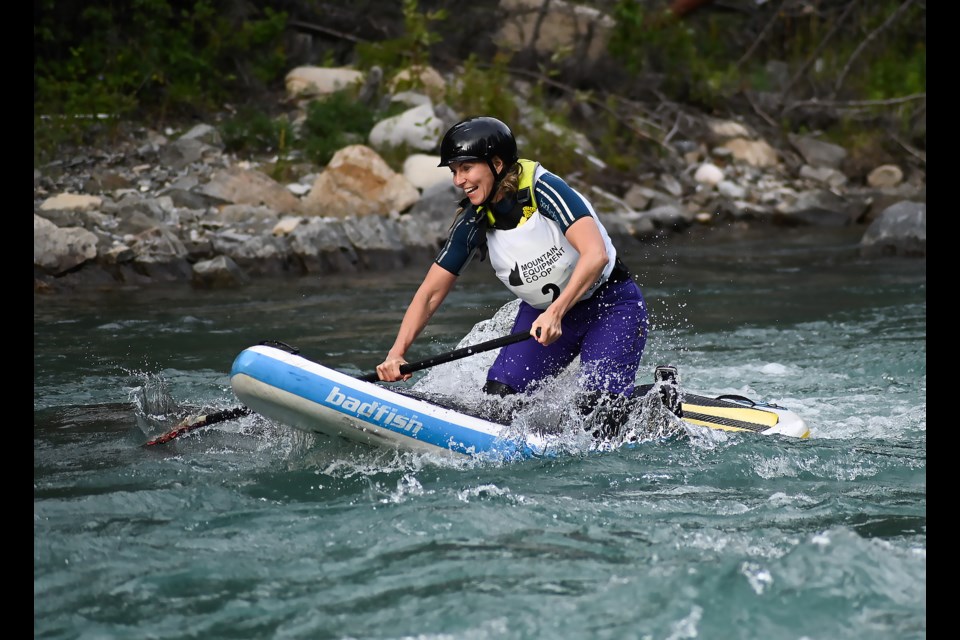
[143,329,536,446]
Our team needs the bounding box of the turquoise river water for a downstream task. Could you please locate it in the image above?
[34,225,926,639]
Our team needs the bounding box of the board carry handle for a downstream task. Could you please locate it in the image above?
[144,329,537,446]
[358,328,537,382]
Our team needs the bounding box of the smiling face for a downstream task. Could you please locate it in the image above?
[450,157,504,205]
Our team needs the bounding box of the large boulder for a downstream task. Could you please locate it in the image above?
[191,255,251,289]
[285,66,364,100]
[300,145,420,218]
[387,65,446,103]
[498,0,614,64]
[403,154,450,191]
[860,201,925,257]
[197,166,302,215]
[34,214,98,275]
[788,133,848,169]
[368,103,445,152]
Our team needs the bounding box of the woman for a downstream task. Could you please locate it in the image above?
[375,116,650,438]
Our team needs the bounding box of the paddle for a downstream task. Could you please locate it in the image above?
[357,328,536,382]
[143,406,253,446]
[143,329,536,446]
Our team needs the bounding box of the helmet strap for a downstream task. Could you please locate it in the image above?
[481,158,505,208]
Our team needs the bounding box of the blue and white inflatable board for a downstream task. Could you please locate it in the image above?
[230,344,809,460]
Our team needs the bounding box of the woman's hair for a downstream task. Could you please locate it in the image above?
[497,161,522,197]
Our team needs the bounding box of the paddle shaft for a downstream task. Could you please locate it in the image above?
[144,329,535,445]
[358,329,535,382]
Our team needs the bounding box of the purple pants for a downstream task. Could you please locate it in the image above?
[487,278,648,396]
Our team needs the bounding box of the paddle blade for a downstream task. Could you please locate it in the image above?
[143,406,252,446]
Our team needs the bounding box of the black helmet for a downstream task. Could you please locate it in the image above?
[437,116,518,168]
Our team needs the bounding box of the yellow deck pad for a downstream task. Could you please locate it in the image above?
[682,403,780,427]
[680,400,783,433]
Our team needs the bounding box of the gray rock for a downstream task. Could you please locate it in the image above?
[198,166,302,214]
[775,189,865,226]
[130,226,189,261]
[860,201,925,257]
[157,137,215,170]
[640,204,694,230]
[210,231,295,277]
[34,215,98,275]
[160,187,229,210]
[288,217,361,273]
[33,100,927,294]
[799,164,848,189]
[341,215,414,270]
[191,255,251,288]
[180,124,225,149]
[788,134,848,169]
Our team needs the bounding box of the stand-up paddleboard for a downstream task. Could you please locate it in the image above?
[229,343,809,460]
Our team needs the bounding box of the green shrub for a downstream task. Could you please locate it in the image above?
[221,108,294,156]
[34,0,925,176]
[218,87,384,175]
[300,90,380,167]
[354,0,446,79]
[34,0,288,166]
[445,52,519,128]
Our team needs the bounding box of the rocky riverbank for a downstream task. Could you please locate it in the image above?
[34,70,926,295]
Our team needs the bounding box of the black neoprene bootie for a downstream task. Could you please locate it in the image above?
[576,390,630,441]
[480,379,524,424]
[482,380,516,397]
[654,365,684,418]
